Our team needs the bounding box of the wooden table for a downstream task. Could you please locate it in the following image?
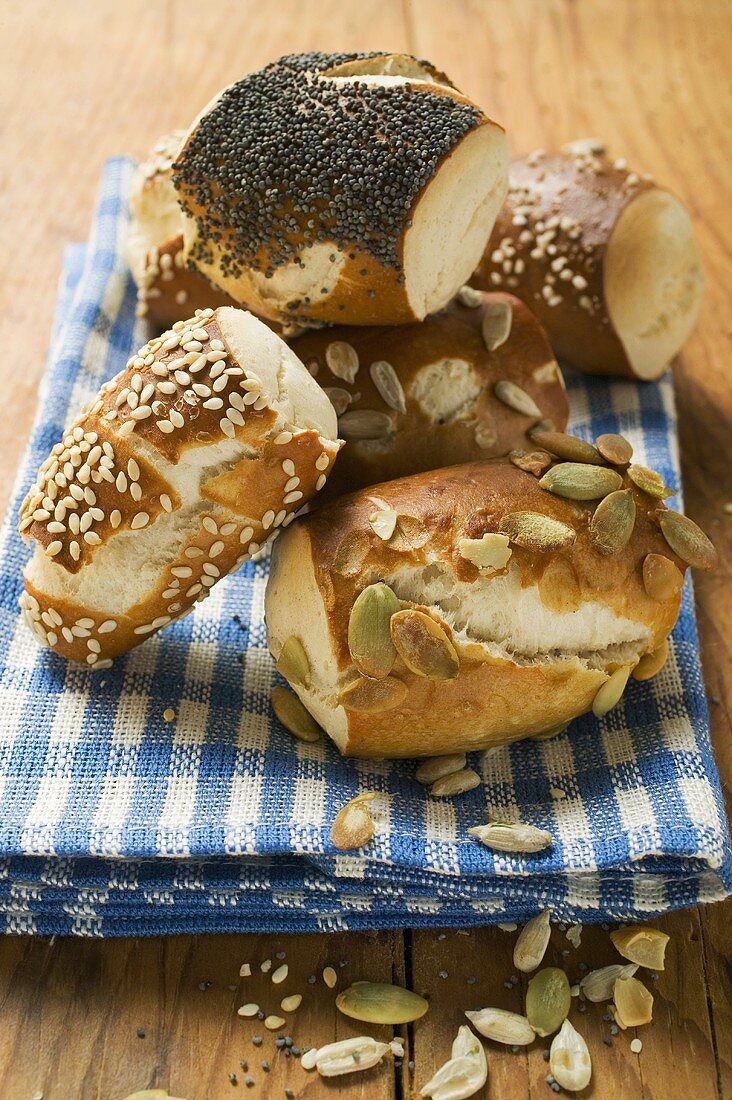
[0,1,730,1097]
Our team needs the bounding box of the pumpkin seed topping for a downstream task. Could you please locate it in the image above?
[458,532,512,574]
[390,609,459,680]
[457,284,483,308]
[369,360,406,414]
[529,430,605,465]
[415,753,467,784]
[632,640,670,681]
[509,449,553,476]
[549,1019,592,1092]
[500,511,576,552]
[271,686,321,742]
[526,967,571,1036]
[610,925,670,970]
[658,510,718,570]
[482,298,513,350]
[589,490,636,555]
[469,822,553,854]
[592,666,631,717]
[596,432,633,465]
[275,636,311,687]
[338,409,393,441]
[429,769,481,797]
[330,796,375,851]
[325,340,359,383]
[348,583,400,678]
[540,462,623,500]
[336,982,428,1024]
[514,909,552,973]
[613,975,654,1028]
[643,553,684,601]
[465,1007,535,1045]
[339,675,407,713]
[494,379,541,417]
[628,463,675,499]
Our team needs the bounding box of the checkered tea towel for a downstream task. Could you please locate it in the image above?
[0,158,729,937]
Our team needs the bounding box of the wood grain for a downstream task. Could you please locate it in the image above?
[0,1,730,1098]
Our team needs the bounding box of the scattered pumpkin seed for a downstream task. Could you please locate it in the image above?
[281,994,302,1012]
[642,553,684,602]
[537,558,582,613]
[323,966,338,988]
[338,409,393,441]
[494,379,541,417]
[270,687,321,742]
[579,963,638,1002]
[514,909,552,973]
[482,299,513,350]
[415,753,467,785]
[330,797,375,851]
[391,609,459,680]
[596,433,633,465]
[465,1007,535,1045]
[589,490,636,555]
[469,822,552,854]
[549,1019,592,1091]
[264,1015,286,1031]
[420,1025,487,1099]
[610,925,670,970]
[271,963,289,984]
[369,506,398,541]
[458,532,512,574]
[458,284,483,308]
[325,340,359,383]
[237,1003,260,1017]
[389,513,431,551]
[613,975,653,1028]
[323,386,351,415]
[540,462,623,500]
[628,464,675,499]
[592,666,631,717]
[336,982,428,1024]
[275,636,310,687]
[369,360,407,414]
[632,640,670,681]
[312,1036,402,1078]
[430,769,481,797]
[658,510,718,570]
[526,967,571,1036]
[529,430,605,465]
[500,511,576,551]
[509,449,553,476]
[339,675,408,713]
[348,583,400,678]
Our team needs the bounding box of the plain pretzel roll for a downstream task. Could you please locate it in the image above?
[289,289,568,498]
[172,52,508,327]
[265,441,717,758]
[126,132,237,329]
[18,307,340,668]
[470,140,703,380]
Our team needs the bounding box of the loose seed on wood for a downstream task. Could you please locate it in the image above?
[526,967,571,1036]
[336,982,428,1024]
[610,925,669,970]
[514,910,552,972]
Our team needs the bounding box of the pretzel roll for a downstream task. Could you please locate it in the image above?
[471,141,703,380]
[18,307,340,668]
[172,52,508,327]
[126,132,237,329]
[266,445,717,758]
[289,290,568,498]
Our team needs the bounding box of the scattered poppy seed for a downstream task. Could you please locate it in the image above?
[252,1036,262,1047]
[228,1072,238,1085]
[136,1028,146,1039]
[603,1036,613,1046]
[245,1077,254,1088]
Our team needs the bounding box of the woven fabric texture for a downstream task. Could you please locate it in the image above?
[0,158,729,937]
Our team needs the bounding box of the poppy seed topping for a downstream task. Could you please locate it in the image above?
[173,53,482,283]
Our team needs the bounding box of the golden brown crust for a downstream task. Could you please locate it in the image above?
[136,233,239,331]
[470,145,693,378]
[266,456,691,757]
[290,291,568,498]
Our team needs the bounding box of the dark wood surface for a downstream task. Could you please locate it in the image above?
[0,1,730,1097]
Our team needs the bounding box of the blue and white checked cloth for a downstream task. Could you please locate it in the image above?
[0,158,729,937]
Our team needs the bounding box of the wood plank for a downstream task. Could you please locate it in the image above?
[0,930,405,1099]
